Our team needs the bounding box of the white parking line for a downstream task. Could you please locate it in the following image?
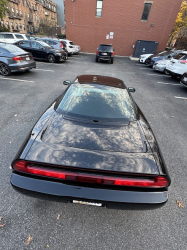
[0,77,34,83]
[157,82,179,86]
[147,73,170,77]
[35,69,54,72]
[175,96,187,100]
[140,68,152,70]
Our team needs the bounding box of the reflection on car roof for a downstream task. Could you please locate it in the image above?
[76,75,126,89]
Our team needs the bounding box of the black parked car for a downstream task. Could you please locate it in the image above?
[96,44,115,64]
[36,38,68,59]
[0,43,36,76]
[145,50,182,67]
[14,40,66,63]
[11,75,170,207]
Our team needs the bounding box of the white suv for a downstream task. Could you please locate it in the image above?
[166,51,187,78]
[0,32,28,44]
[59,39,75,55]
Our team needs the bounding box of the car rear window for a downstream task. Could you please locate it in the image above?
[15,34,24,39]
[173,53,187,60]
[99,45,113,52]
[69,42,74,45]
[19,41,31,47]
[5,34,14,39]
[56,84,136,121]
[0,44,24,53]
[0,34,5,38]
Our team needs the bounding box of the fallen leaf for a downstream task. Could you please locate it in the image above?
[9,141,12,144]
[5,101,7,103]
[47,245,49,247]
[177,200,184,208]
[0,224,6,228]
[9,166,12,169]
[171,116,174,118]
[0,217,2,221]
[25,234,33,246]
[57,214,60,220]
[16,120,19,122]
[14,114,17,117]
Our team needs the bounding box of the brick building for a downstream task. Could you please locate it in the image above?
[1,0,57,35]
[65,0,183,56]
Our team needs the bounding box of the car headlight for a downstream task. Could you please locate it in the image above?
[55,53,62,56]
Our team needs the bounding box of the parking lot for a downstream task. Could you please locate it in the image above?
[0,54,187,250]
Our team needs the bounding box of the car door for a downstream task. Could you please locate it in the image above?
[17,40,32,53]
[30,41,46,59]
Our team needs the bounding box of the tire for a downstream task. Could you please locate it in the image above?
[111,58,114,64]
[47,54,56,63]
[95,57,98,62]
[0,62,11,76]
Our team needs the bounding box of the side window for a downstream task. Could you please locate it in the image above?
[141,3,152,21]
[52,41,58,45]
[0,34,5,39]
[15,34,24,39]
[20,41,31,47]
[31,41,41,49]
[5,34,14,39]
[96,0,103,17]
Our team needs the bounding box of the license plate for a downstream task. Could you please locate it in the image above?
[73,200,102,206]
[26,57,30,61]
[102,53,107,55]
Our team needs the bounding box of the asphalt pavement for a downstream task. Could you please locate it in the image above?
[0,54,187,250]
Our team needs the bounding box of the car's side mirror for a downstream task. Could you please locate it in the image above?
[128,87,135,93]
[63,80,71,85]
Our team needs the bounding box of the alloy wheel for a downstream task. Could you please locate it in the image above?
[0,63,11,76]
[48,54,55,63]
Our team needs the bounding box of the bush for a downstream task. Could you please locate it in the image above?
[57,34,66,39]
[0,26,10,32]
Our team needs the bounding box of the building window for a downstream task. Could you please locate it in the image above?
[96,0,103,17]
[141,3,152,21]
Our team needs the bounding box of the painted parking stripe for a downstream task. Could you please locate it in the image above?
[35,69,54,72]
[0,77,34,83]
[157,82,179,86]
[147,73,170,77]
[175,96,187,100]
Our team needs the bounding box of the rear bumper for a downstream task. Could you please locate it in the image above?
[11,173,168,205]
[9,61,36,72]
[96,56,114,61]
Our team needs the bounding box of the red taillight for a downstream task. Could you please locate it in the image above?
[12,160,169,188]
[111,52,114,56]
[30,55,33,58]
[179,60,187,64]
[12,56,24,61]
[60,42,63,48]
[96,50,99,54]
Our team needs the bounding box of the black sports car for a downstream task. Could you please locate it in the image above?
[11,75,170,207]
[14,40,67,63]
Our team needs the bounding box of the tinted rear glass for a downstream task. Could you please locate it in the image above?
[5,34,14,39]
[56,84,136,121]
[99,45,113,52]
[15,34,24,39]
[173,53,187,60]
[0,44,24,53]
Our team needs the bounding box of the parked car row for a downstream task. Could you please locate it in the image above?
[0,32,80,56]
[139,50,187,88]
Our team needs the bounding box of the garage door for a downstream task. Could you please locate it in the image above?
[133,40,158,58]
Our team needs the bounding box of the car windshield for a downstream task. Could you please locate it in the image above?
[173,53,187,60]
[0,44,24,53]
[99,45,113,52]
[56,84,136,121]
[37,41,52,48]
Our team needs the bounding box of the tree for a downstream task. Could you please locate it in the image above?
[168,0,187,47]
[0,0,9,20]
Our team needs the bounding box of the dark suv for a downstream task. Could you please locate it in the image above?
[96,44,114,64]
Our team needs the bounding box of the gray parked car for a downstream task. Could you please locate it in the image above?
[0,43,36,76]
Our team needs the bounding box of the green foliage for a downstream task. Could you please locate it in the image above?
[35,32,45,35]
[168,0,187,46]
[57,34,66,39]
[0,25,9,32]
[0,0,9,20]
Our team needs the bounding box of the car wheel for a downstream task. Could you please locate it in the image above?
[0,62,11,76]
[111,58,114,64]
[95,57,98,62]
[47,54,56,63]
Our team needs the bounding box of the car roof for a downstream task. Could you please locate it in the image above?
[76,75,126,89]
[99,44,113,46]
